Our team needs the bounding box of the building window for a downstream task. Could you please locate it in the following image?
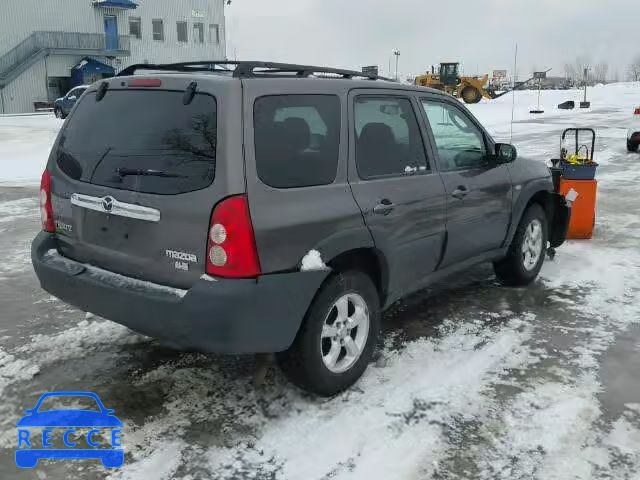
[129,17,141,39]
[152,19,164,41]
[209,24,220,44]
[193,22,204,44]
[177,21,188,42]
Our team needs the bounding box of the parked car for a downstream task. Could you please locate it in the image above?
[32,62,570,396]
[628,107,640,152]
[53,85,89,119]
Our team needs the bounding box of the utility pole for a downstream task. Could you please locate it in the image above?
[583,67,589,103]
[393,49,400,82]
[580,66,591,108]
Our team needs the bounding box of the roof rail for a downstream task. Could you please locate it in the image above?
[117,61,392,81]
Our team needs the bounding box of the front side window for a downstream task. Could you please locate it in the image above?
[421,100,487,171]
[254,95,341,188]
[354,96,428,178]
[152,19,164,41]
[129,17,141,39]
[177,21,188,42]
[193,22,204,44]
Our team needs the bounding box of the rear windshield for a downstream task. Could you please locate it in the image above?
[254,94,340,188]
[56,89,217,195]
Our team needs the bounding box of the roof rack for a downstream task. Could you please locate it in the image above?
[117,61,392,81]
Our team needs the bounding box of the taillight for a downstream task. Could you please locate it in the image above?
[206,195,261,278]
[40,170,55,233]
[634,107,640,116]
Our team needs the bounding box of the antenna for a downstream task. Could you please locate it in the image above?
[510,43,518,144]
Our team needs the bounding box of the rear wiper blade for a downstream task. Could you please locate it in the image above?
[116,168,186,178]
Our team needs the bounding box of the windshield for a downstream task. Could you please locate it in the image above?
[55,89,217,195]
[37,396,101,412]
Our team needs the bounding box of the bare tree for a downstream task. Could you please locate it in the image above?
[564,56,591,84]
[612,69,620,83]
[628,55,640,81]
[591,63,609,84]
[564,62,575,80]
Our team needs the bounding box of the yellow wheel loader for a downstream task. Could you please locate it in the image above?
[415,63,509,104]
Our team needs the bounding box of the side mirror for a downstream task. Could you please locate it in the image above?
[495,143,517,163]
[24,409,34,414]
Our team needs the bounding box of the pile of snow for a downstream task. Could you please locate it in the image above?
[0,114,61,186]
[300,249,328,271]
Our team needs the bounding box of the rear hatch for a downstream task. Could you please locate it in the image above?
[49,75,242,288]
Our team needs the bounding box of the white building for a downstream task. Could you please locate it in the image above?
[0,0,226,114]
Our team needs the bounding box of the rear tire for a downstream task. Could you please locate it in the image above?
[494,204,548,286]
[461,86,482,104]
[277,271,380,396]
[627,140,638,152]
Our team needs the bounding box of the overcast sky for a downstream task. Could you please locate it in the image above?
[226,0,638,81]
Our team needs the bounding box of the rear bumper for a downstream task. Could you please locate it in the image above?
[32,232,329,354]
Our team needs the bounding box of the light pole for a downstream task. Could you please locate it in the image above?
[393,49,400,81]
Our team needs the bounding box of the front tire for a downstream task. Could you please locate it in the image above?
[494,204,548,286]
[277,271,380,396]
[461,86,482,104]
[54,107,65,119]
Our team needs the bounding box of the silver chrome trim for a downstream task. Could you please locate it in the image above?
[70,193,161,222]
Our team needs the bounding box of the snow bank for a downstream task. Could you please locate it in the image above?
[0,114,61,186]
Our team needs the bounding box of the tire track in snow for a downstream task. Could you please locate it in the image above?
[0,319,149,449]
[110,313,539,480]
[0,196,39,278]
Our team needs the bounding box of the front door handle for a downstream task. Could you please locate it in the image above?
[373,199,395,216]
[451,186,469,200]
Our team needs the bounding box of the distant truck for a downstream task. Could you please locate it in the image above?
[414,62,510,104]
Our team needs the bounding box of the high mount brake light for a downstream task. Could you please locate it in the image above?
[127,78,162,87]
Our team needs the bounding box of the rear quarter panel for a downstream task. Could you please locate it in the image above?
[242,79,371,273]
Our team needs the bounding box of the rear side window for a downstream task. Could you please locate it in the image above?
[56,90,217,195]
[354,96,428,178]
[254,95,340,188]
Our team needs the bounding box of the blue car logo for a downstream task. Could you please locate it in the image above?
[15,391,123,468]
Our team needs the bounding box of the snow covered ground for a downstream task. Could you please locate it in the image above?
[0,114,60,186]
[0,84,639,479]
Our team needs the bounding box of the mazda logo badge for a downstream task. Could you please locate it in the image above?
[102,196,115,212]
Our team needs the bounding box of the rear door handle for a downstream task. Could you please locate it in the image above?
[373,200,395,215]
[451,186,470,200]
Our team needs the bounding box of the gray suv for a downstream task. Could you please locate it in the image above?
[32,62,570,396]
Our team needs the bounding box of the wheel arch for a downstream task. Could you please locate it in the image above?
[505,187,556,248]
[325,247,389,307]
